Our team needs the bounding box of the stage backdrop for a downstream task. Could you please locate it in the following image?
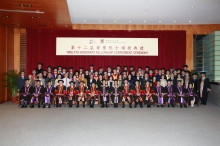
[26,29,186,74]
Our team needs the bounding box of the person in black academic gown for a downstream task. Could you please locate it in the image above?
[174,80,188,108]
[164,80,175,107]
[153,80,165,107]
[197,72,211,105]
[19,79,34,108]
[100,79,110,108]
[30,80,45,108]
[35,63,43,75]
[186,82,197,107]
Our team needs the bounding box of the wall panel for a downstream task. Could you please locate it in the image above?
[72,24,220,70]
[0,26,7,103]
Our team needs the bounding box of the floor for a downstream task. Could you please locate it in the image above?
[0,102,220,146]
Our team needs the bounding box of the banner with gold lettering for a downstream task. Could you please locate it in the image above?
[56,37,158,56]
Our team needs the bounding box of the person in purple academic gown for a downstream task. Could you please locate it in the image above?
[164,80,175,107]
[19,79,34,108]
[30,80,45,108]
[186,82,197,108]
[42,80,55,108]
[175,80,188,108]
[153,80,165,107]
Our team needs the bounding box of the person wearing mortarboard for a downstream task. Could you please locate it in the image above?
[197,71,211,105]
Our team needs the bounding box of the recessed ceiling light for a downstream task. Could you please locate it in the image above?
[145,9,148,11]
[159,21,161,22]
[114,20,116,22]
[20,4,24,7]
[37,17,40,18]
[84,20,86,22]
[17,24,20,26]
[6,15,10,18]
[100,20,102,22]
[191,6,194,8]
[144,21,146,22]
[65,25,68,27]
[27,4,32,7]
[189,20,192,22]
[174,21,176,22]
[129,21,131,22]
[209,17,211,19]
[31,16,34,18]
[102,11,105,13]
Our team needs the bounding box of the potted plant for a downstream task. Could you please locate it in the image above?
[3,70,20,103]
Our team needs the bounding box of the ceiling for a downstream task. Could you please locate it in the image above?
[67,0,220,24]
[0,0,71,29]
[0,0,219,29]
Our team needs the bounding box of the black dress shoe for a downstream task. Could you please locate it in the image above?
[172,105,174,108]
[48,105,51,108]
[147,105,151,108]
[83,105,85,108]
[129,106,132,108]
[157,105,160,107]
[180,105,183,108]
[168,104,170,107]
[161,105,164,107]
[21,105,24,108]
[76,106,79,108]
[184,105,187,108]
[24,105,27,108]
[42,105,46,108]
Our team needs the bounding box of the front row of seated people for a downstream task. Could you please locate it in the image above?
[19,77,199,109]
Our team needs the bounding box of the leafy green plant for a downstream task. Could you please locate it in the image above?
[4,70,20,96]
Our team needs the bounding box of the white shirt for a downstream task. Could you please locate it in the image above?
[62,78,71,87]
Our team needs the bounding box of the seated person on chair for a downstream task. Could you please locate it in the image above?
[19,79,34,108]
[30,80,45,108]
[42,80,55,108]
[55,80,67,107]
